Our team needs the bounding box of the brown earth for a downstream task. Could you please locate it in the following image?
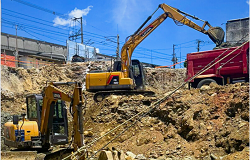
[1,62,249,160]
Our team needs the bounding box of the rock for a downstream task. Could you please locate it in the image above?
[239,122,247,128]
[110,95,119,100]
[156,156,166,160]
[209,82,220,89]
[183,156,196,160]
[165,150,170,155]
[210,153,218,160]
[200,85,211,91]
[84,131,93,137]
[149,151,158,159]
[126,151,136,159]
[119,135,129,143]
[203,155,212,160]
[125,156,133,160]
[176,144,181,149]
[211,93,217,97]
[112,150,119,160]
[207,126,213,130]
[119,150,126,160]
[98,150,113,160]
[135,154,146,160]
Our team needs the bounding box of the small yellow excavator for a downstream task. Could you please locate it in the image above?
[3,82,85,159]
[86,3,224,101]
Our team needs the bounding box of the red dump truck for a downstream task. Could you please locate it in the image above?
[185,42,249,88]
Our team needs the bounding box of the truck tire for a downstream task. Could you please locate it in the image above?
[197,78,217,88]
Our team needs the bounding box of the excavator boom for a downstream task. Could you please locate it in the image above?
[121,3,224,78]
[86,3,225,102]
[40,82,84,151]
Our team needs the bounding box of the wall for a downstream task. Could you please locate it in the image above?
[226,17,249,43]
[1,33,67,59]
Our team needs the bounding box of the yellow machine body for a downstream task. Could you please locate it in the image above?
[86,3,224,94]
[86,71,134,91]
[4,120,39,142]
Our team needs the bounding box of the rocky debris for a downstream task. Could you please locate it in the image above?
[84,130,94,137]
[145,68,186,94]
[1,62,249,160]
[126,151,136,159]
[135,154,146,160]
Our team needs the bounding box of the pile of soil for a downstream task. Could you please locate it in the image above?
[1,62,249,160]
[83,82,249,160]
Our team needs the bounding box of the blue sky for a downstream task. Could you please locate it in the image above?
[1,0,249,67]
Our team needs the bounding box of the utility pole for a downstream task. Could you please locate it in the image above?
[116,34,120,61]
[172,44,176,69]
[68,17,84,56]
[15,25,18,67]
[197,39,202,52]
[80,17,83,44]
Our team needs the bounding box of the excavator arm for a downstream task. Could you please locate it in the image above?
[121,3,224,78]
[40,82,84,151]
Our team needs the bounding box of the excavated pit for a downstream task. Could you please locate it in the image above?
[1,62,249,160]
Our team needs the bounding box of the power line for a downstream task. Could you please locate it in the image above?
[3,18,174,58]
[2,22,204,61]
[1,13,112,40]
[2,8,188,57]
[10,0,67,17]
[2,20,117,46]
[9,0,114,35]
[2,6,212,64]
[2,11,174,58]
[2,8,55,24]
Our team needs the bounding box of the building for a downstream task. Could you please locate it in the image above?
[1,32,158,68]
[226,17,249,44]
[1,32,67,68]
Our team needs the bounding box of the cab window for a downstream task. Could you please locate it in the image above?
[27,97,37,119]
[133,64,141,77]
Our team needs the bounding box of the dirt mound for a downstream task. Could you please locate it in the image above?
[145,68,186,94]
[1,62,249,160]
[83,82,249,159]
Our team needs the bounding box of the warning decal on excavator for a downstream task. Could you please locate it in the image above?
[53,92,61,99]
[140,25,154,37]
[107,75,119,85]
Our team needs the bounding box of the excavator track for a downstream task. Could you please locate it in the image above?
[93,90,155,102]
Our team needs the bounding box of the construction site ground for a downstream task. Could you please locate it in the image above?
[1,62,249,160]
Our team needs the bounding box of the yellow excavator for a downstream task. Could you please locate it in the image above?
[3,82,85,159]
[86,3,225,101]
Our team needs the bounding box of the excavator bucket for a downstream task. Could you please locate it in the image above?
[207,27,225,46]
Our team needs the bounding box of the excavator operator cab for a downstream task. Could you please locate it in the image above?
[113,59,146,90]
[26,94,69,145]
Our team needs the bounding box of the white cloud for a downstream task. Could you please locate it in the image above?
[53,6,93,26]
[247,0,250,5]
[53,17,71,26]
[69,6,92,18]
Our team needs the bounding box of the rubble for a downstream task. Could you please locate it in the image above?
[1,62,249,160]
